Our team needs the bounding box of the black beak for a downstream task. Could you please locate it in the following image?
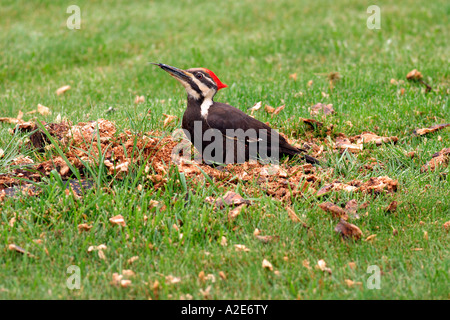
[151,63,191,81]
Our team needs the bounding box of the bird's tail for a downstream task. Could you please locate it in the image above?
[303,154,320,165]
[281,146,321,165]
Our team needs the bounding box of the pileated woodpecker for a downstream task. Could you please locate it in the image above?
[153,63,319,165]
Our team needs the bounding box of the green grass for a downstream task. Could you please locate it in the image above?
[0,0,449,299]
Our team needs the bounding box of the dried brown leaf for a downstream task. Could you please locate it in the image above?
[272,105,285,115]
[215,191,250,208]
[234,244,250,252]
[228,204,246,221]
[264,105,275,114]
[406,69,423,81]
[109,214,126,227]
[262,259,273,271]
[335,219,363,241]
[385,201,398,213]
[163,114,177,127]
[421,148,450,172]
[255,235,280,244]
[310,103,335,116]
[414,124,450,136]
[78,223,93,232]
[318,202,349,220]
[56,85,71,96]
[134,95,145,104]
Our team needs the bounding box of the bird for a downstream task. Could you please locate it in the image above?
[152,63,319,166]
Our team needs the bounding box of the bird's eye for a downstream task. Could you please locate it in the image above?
[196,73,203,79]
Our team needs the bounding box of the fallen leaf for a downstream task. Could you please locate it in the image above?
[334,136,363,153]
[111,273,132,288]
[264,105,275,114]
[228,204,246,221]
[122,269,135,277]
[300,117,324,129]
[219,271,227,280]
[134,95,145,104]
[335,219,363,241]
[385,201,398,213]
[344,199,359,219]
[406,69,423,81]
[9,216,16,227]
[286,206,301,222]
[8,244,35,258]
[262,259,273,271]
[302,260,311,269]
[316,182,358,196]
[345,279,362,287]
[165,275,181,284]
[234,244,250,252]
[364,234,377,242]
[310,103,335,116]
[88,244,107,252]
[307,80,313,87]
[406,69,432,92]
[0,117,22,124]
[289,73,297,81]
[163,114,177,127]
[359,176,398,194]
[353,132,398,146]
[78,223,93,232]
[443,221,450,232]
[56,85,71,96]
[109,214,126,227]
[119,279,132,288]
[272,105,285,115]
[220,236,228,247]
[248,101,262,115]
[316,259,332,274]
[414,124,450,136]
[215,191,250,208]
[255,235,280,244]
[97,250,106,260]
[420,148,450,172]
[127,256,139,264]
[348,262,356,270]
[199,286,212,299]
[37,104,51,116]
[318,202,349,220]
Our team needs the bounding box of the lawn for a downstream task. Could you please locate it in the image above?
[0,0,449,299]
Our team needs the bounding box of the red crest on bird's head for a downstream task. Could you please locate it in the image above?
[201,68,228,90]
